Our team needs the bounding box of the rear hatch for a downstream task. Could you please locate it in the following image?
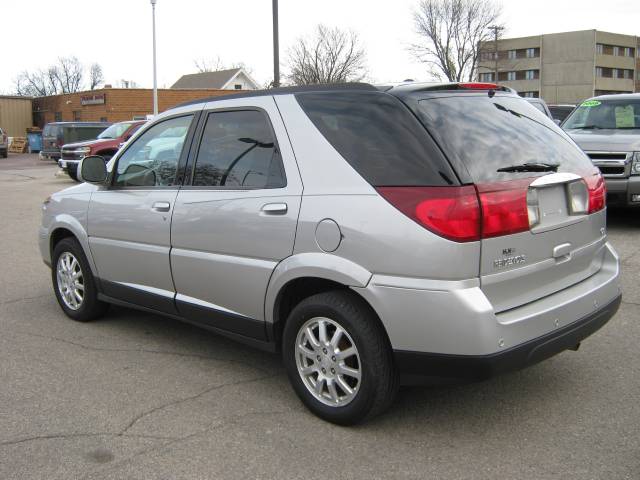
[42,124,62,153]
[407,90,606,312]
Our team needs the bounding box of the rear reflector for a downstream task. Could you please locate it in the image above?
[585,173,606,213]
[376,186,481,242]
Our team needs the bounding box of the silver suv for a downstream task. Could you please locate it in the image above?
[39,83,622,424]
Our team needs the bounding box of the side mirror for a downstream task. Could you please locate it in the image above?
[554,119,561,126]
[79,155,108,184]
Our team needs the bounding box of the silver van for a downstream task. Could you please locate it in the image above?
[39,83,621,424]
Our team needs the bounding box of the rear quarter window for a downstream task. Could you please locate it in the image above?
[295,92,457,186]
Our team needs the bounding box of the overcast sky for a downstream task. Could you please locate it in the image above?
[1,0,638,93]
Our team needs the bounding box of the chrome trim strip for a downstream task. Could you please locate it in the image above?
[175,293,248,318]
[116,281,175,298]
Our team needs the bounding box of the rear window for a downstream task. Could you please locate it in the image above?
[43,124,61,138]
[63,126,108,144]
[295,92,457,186]
[413,94,596,183]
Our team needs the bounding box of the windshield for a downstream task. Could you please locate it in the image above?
[413,94,596,183]
[563,98,640,130]
[98,122,133,139]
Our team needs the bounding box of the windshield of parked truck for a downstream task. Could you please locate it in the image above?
[563,98,640,130]
[98,122,134,139]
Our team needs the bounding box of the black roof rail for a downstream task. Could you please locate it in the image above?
[174,82,378,108]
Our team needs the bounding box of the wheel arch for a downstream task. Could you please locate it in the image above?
[49,216,98,277]
[265,253,389,347]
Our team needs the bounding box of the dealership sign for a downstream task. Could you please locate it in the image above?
[80,93,106,106]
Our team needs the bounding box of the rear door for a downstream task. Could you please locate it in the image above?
[413,93,606,312]
[170,97,302,340]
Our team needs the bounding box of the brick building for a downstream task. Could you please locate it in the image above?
[32,87,240,128]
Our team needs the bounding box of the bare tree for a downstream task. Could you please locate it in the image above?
[14,69,58,96]
[194,56,226,73]
[14,58,105,96]
[89,63,104,90]
[411,0,502,82]
[53,56,84,93]
[285,25,367,85]
[193,56,253,75]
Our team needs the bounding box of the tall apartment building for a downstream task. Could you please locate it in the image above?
[477,30,640,104]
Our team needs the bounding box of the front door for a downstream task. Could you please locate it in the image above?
[87,114,196,314]
[170,99,302,340]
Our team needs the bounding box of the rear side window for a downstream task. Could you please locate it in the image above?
[414,94,596,183]
[192,110,286,189]
[295,92,456,186]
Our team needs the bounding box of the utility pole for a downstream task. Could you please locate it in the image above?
[150,0,158,115]
[488,25,504,82]
[272,0,280,88]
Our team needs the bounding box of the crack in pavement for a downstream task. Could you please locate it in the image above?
[0,432,180,448]
[0,294,51,306]
[81,409,294,480]
[12,330,276,375]
[118,374,281,436]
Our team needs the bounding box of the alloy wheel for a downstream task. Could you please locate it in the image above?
[295,317,361,407]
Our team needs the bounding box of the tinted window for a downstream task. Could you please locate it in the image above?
[563,98,640,130]
[114,115,193,187]
[296,92,456,186]
[192,110,285,188]
[414,94,595,183]
[64,126,108,144]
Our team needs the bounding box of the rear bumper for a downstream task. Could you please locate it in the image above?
[354,242,621,382]
[605,176,640,206]
[394,293,621,383]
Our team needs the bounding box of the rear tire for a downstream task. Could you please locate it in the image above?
[282,290,398,425]
[1,149,7,158]
[51,237,108,322]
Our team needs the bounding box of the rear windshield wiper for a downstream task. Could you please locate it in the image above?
[497,162,559,173]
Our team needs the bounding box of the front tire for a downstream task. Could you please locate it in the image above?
[282,290,398,425]
[67,167,78,181]
[51,238,108,322]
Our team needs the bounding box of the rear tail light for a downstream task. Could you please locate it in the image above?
[585,173,606,213]
[476,180,531,238]
[378,174,604,243]
[376,186,481,242]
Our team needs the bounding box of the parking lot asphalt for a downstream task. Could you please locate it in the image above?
[1,153,639,480]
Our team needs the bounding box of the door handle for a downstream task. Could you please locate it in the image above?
[152,201,171,212]
[261,203,288,214]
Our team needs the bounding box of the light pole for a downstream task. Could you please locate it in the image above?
[488,25,504,83]
[150,0,158,115]
[272,0,279,88]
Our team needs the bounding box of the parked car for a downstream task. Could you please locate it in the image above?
[549,104,576,123]
[41,122,111,161]
[562,93,640,207]
[40,82,621,425]
[0,127,8,158]
[59,120,146,181]
[525,97,553,120]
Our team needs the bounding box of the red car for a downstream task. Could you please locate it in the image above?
[58,120,146,181]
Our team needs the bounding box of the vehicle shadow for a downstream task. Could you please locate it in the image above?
[100,304,585,434]
[607,207,640,230]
